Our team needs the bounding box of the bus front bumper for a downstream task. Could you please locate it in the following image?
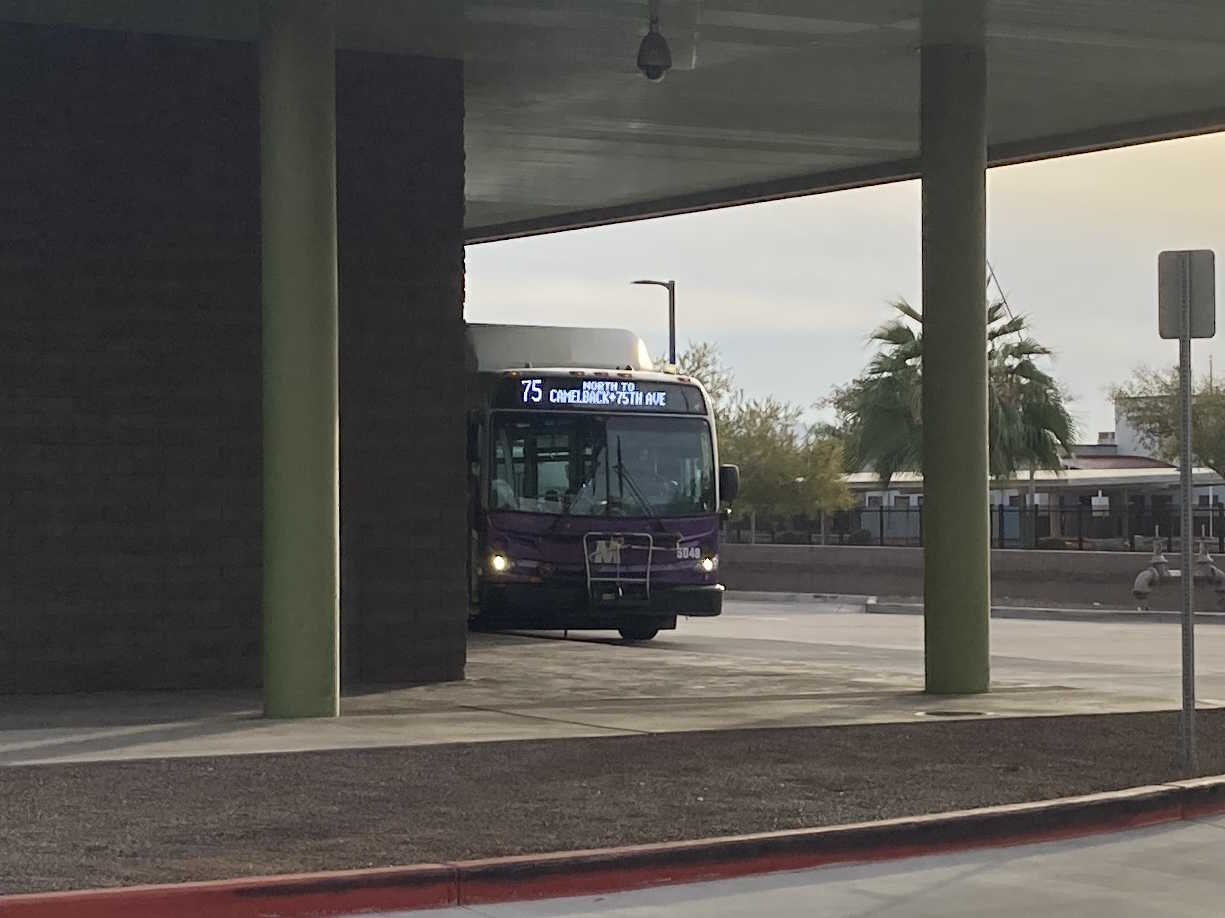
[652,583,724,616]
[479,582,724,620]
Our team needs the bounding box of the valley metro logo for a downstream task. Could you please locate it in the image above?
[589,537,625,565]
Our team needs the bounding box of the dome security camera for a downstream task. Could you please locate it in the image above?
[636,17,672,81]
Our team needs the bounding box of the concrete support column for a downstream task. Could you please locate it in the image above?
[260,0,340,717]
[920,1,989,694]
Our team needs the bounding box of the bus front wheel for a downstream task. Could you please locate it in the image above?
[618,625,659,642]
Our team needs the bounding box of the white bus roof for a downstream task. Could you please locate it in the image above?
[466,323,654,373]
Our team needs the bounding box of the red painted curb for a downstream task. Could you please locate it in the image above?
[454,785,1183,905]
[3,778,1222,917]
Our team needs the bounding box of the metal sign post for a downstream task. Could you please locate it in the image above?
[1158,249,1216,773]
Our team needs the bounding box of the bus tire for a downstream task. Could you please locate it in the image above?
[618,625,659,642]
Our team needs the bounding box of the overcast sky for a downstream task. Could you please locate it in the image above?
[465,131,1225,441]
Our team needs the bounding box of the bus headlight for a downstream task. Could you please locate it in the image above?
[700,556,717,573]
[490,553,510,573]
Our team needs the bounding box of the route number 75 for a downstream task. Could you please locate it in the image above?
[521,379,543,403]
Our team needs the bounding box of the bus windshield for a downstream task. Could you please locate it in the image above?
[490,413,715,518]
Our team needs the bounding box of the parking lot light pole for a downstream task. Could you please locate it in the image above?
[632,279,676,365]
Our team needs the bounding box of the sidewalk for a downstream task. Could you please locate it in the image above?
[0,628,1195,767]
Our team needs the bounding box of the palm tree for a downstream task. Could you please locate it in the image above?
[832,298,1076,489]
[829,300,924,488]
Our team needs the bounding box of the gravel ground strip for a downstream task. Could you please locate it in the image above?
[4,710,1224,894]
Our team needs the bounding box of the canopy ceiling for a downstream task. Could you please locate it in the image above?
[3,0,1224,241]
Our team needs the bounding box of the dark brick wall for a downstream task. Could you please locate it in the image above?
[0,25,263,692]
[0,24,467,692]
[337,51,468,685]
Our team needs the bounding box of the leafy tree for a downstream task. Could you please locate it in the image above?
[670,340,736,423]
[672,342,851,516]
[1111,367,1225,479]
[720,397,805,514]
[799,430,855,515]
[831,297,1076,488]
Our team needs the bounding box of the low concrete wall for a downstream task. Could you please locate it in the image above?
[720,544,1190,611]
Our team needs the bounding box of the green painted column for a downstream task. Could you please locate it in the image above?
[920,0,990,695]
[260,0,340,718]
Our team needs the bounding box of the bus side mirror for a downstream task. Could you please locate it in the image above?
[719,464,740,504]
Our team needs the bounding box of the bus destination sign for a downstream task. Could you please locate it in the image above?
[527,378,665,408]
[497,376,706,414]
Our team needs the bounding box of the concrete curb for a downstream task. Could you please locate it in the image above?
[5,777,1225,916]
[723,591,1225,623]
[868,600,1225,624]
[724,591,874,606]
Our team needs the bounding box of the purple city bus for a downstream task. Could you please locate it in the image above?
[466,324,739,641]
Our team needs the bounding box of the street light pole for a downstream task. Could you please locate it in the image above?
[632,279,676,365]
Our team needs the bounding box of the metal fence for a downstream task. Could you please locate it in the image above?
[725,505,1225,552]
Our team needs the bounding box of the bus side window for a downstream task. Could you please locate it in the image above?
[491,429,519,510]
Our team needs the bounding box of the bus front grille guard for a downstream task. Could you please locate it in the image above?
[583,532,654,600]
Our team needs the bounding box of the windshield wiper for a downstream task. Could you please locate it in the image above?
[614,436,655,518]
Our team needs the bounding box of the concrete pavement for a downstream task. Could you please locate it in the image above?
[3,598,1223,765]
[371,815,1225,917]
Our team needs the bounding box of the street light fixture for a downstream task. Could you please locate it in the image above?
[632,279,676,366]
